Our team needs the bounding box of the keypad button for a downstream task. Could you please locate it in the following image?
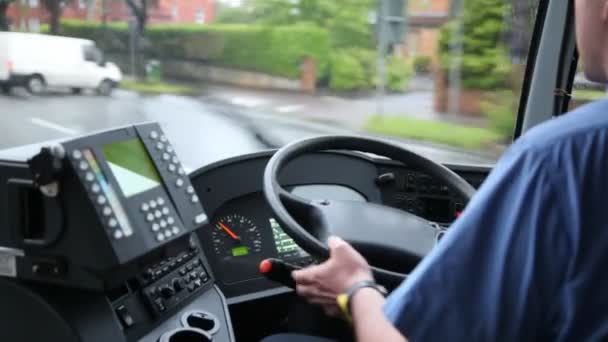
[114,230,123,239]
[152,223,160,232]
[150,131,159,139]
[166,146,174,153]
[85,172,95,182]
[187,186,195,194]
[154,210,162,219]
[168,164,176,172]
[194,213,207,224]
[149,200,158,208]
[79,161,89,170]
[162,207,170,215]
[164,230,172,238]
[160,135,167,142]
[171,156,178,164]
[167,216,175,225]
[162,153,170,161]
[147,213,155,222]
[141,203,150,212]
[172,226,179,235]
[108,218,118,228]
[72,150,82,159]
[156,233,165,242]
[176,178,184,187]
[91,184,101,193]
[178,168,185,175]
[156,142,164,150]
[160,220,167,228]
[191,195,199,203]
[97,195,107,205]
[157,197,165,205]
[102,206,112,216]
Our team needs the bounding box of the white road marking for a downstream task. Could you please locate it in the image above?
[30,117,78,135]
[230,97,267,108]
[276,104,305,113]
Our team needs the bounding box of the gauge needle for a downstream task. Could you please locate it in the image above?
[218,222,240,240]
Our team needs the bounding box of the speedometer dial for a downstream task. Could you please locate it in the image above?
[211,214,263,260]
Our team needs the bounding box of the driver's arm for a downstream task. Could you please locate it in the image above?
[351,287,406,342]
[292,237,408,342]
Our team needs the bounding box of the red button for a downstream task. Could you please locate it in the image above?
[259,259,273,274]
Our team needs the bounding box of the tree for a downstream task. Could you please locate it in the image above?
[124,0,150,33]
[438,0,512,90]
[0,0,14,32]
[226,0,374,49]
[41,0,71,34]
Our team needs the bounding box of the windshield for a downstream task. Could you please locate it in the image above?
[0,0,539,170]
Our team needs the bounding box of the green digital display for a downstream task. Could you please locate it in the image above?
[232,246,249,257]
[102,139,162,197]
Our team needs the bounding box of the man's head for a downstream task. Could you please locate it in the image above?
[575,0,608,82]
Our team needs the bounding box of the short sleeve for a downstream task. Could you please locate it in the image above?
[383,147,571,341]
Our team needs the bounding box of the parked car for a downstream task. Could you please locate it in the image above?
[0,32,122,95]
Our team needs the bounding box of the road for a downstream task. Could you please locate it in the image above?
[0,90,496,171]
[0,90,267,170]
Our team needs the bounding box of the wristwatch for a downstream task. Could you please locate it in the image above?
[336,280,388,323]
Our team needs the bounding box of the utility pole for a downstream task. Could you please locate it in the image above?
[375,0,407,117]
[375,0,388,117]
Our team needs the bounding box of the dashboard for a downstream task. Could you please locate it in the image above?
[191,151,491,302]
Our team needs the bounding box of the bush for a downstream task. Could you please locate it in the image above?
[329,52,367,91]
[343,48,375,87]
[437,0,512,90]
[387,57,413,92]
[56,20,331,80]
[412,55,432,74]
[481,91,517,141]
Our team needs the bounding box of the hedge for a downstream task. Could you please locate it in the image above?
[56,20,331,80]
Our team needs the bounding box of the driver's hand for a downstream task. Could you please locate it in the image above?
[292,236,373,317]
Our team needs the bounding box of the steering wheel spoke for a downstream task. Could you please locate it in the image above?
[315,199,438,272]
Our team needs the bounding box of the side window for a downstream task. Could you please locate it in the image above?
[83,46,96,62]
[570,64,607,111]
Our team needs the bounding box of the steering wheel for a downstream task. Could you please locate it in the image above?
[263,136,475,281]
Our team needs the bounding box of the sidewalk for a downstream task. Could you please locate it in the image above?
[200,83,487,131]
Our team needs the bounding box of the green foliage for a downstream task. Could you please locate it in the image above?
[438,0,512,90]
[480,91,517,141]
[366,116,499,150]
[238,0,373,49]
[120,79,199,95]
[329,52,367,91]
[343,48,376,87]
[412,55,432,74]
[56,20,331,80]
[387,57,413,92]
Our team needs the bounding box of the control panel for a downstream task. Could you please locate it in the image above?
[379,167,486,224]
[140,248,211,316]
[0,122,210,290]
[62,123,208,264]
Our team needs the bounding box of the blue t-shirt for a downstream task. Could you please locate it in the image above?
[384,99,608,341]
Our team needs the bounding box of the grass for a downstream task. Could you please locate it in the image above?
[120,79,200,95]
[573,89,607,101]
[365,115,500,150]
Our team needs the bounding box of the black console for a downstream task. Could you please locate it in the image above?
[0,123,234,342]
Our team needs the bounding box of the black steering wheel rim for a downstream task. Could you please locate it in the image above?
[263,135,476,279]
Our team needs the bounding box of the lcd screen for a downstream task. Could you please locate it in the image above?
[270,218,309,260]
[103,139,161,197]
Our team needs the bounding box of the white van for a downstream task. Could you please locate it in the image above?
[0,32,122,95]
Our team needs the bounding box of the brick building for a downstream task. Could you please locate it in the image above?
[404,0,451,58]
[7,0,216,32]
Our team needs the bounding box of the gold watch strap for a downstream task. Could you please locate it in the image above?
[336,280,387,323]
